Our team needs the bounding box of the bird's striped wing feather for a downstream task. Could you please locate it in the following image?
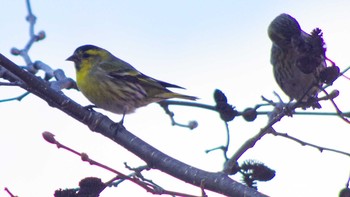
[107,69,185,89]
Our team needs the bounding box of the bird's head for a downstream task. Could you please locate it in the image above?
[268,13,302,49]
[66,44,110,71]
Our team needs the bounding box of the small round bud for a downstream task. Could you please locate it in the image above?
[81,153,89,161]
[10,48,21,55]
[188,121,198,130]
[216,103,237,122]
[339,188,350,197]
[242,108,257,122]
[36,31,46,41]
[214,89,227,104]
[328,89,340,99]
[78,177,104,195]
[42,131,56,144]
[320,65,340,85]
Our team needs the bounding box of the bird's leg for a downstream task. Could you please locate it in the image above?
[272,92,295,117]
[284,98,295,117]
[110,111,126,135]
[304,97,322,109]
[119,112,126,125]
[300,84,322,109]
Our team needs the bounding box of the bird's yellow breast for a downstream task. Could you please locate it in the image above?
[76,61,102,104]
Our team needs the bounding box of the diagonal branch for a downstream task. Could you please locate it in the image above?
[0,54,266,197]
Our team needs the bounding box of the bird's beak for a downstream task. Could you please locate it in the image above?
[66,54,76,62]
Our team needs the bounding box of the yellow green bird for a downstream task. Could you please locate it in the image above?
[66,45,197,115]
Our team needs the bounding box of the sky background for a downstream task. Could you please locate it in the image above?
[0,1,349,196]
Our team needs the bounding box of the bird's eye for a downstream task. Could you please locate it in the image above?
[82,53,91,58]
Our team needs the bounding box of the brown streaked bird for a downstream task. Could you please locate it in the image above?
[268,13,326,108]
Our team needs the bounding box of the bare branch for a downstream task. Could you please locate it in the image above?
[0,54,265,197]
[43,131,202,197]
[269,128,350,157]
[4,187,17,197]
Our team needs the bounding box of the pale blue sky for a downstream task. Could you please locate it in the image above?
[0,1,349,196]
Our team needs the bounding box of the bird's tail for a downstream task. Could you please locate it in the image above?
[160,92,198,101]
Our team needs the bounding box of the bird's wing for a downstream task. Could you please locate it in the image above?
[109,69,185,89]
[99,60,185,89]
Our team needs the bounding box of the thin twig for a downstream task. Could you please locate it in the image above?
[0,92,30,102]
[159,100,217,111]
[4,187,17,197]
[322,89,350,124]
[269,128,350,157]
[42,131,201,197]
[223,122,230,161]
[158,101,198,129]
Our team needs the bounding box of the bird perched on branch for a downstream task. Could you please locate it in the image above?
[268,13,327,108]
[66,45,197,116]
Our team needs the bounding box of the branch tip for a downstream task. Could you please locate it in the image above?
[42,131,56,144]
